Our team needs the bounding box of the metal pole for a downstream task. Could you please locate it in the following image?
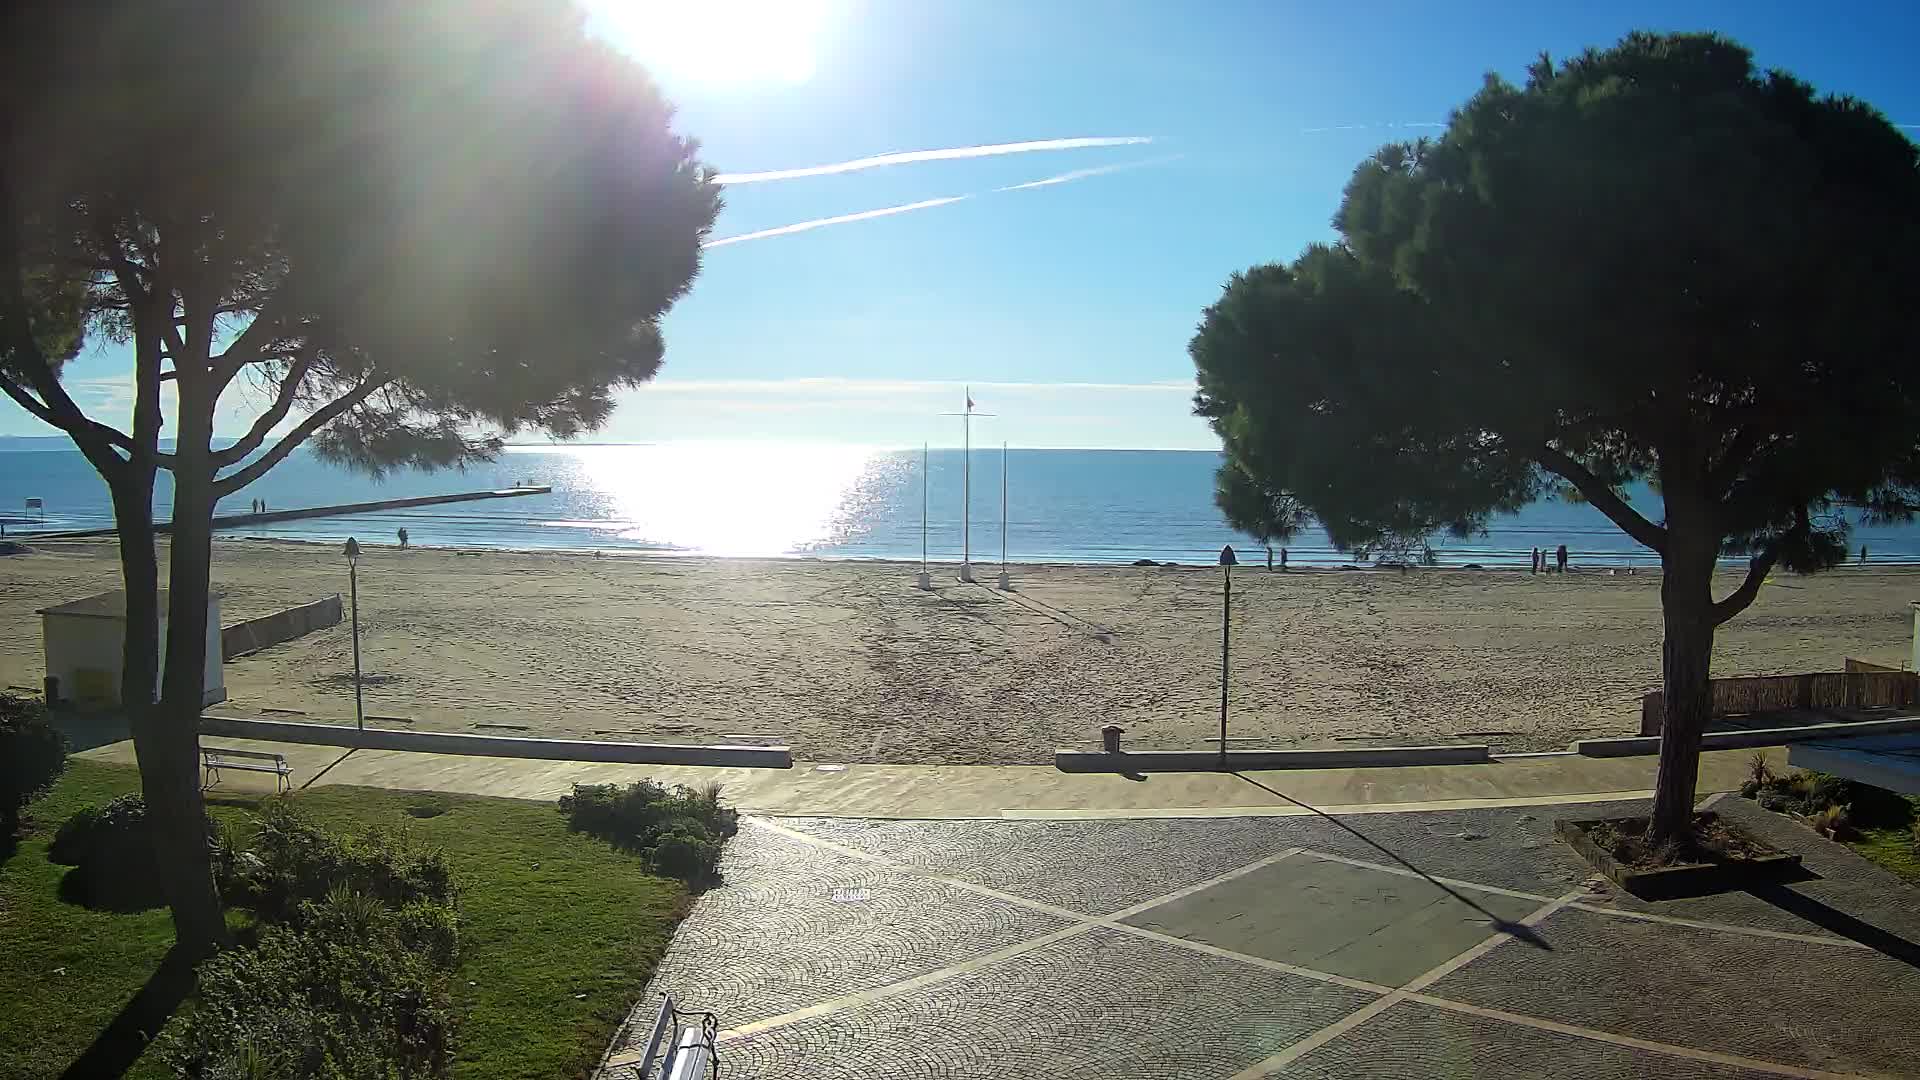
[921,442,929,572]
[1219,562,1231,770]
[962,393,971,575]
[346,538,364,732]
[1001,441,1008,572]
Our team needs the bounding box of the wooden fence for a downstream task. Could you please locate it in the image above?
[1639,670,1920,735]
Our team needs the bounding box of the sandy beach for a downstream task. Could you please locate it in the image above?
[2,538,1913,763]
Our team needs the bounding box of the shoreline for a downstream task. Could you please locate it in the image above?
[24,532,1920,576]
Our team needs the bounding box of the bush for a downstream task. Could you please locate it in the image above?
[237,801,454,923]
[49,794,218,911]
[648,827,723,882]
[1739,767,1917,836]
[163,887,459,1079]
[557,780,736,882]
[0,692,66,834]
[1809,803,1856,841]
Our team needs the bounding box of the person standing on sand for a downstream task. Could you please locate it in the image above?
[1280,547,1288,572]
[397,527,409,549]
[1860,545,1868,565]
[1556,544,1569,574]
[1530,547,1539,574]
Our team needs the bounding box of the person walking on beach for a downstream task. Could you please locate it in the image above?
[1555,544,1569,574]
[1860,545,1868,565]
[1279,547,1288,572]
[397,527,409,549]
[1530,547,1540,574]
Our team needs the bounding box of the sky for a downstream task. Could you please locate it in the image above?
[9,0,1920,449]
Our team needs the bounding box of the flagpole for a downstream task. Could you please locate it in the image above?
[939,390,990,585]
[961,387,973,582]
[916,443,931,589]
[997,441,1011,590]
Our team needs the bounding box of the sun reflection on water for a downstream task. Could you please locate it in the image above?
[564,442,896,557]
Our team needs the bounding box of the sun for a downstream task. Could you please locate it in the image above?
[583,0,833,86]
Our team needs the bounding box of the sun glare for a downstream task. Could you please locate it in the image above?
[585,0,832,86]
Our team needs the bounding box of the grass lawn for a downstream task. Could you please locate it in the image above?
[1848,825,1920,884]
[0,759,690,1080]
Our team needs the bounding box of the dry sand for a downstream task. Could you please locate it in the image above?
[3,538,1913,764]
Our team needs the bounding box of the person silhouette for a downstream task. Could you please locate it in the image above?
[397,527,410,549]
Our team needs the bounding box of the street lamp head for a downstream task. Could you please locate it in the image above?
[1218,544,1237,567]
[344,537,360,560]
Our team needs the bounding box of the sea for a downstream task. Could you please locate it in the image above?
[4,443,1919,568]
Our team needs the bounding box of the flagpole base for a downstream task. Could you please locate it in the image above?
[915,571,932,590]
[959,563,975,583]
[996,571,1011,590]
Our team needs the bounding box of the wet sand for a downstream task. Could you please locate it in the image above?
[2,539,1913,763]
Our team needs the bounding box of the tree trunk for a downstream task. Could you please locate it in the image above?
[149,392,227,955]
[1649,535,1718,843]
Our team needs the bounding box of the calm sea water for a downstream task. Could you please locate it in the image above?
[4,443,1918,567]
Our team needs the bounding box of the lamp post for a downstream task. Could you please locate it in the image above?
[344,536,364,732]
[1218,544,1237,770]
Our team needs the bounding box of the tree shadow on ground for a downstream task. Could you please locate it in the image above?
[1233,772,1553,950]
[58,943,198,1080]
[1747,882,1920,970]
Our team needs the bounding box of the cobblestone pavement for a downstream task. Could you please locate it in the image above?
[604,795,1920,1079]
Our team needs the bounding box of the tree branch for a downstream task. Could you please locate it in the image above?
[1712,545,1778,626]
[1707,424,1762,497]
[212,377,390,497]
[1534,445,1668,553]
[211,307,291,383]
[211,347,316,466]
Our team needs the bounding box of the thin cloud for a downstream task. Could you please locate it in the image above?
[703,196,970,248]
[994,154,1185,193]
[711,136,1153,184]
[1301,121,1444,134]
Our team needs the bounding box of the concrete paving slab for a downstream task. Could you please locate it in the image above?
[641,826,1071,1028]
[1272,999,1781,1079]
[699,927,1377,1080]
[1122,857,1541,987]
[1428,905,1920,1076]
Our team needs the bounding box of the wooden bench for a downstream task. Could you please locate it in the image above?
[201,746,292,792]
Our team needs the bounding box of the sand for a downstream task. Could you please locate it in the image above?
[2,538,1913,764]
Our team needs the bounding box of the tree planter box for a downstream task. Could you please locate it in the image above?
[1554,812,1802,897]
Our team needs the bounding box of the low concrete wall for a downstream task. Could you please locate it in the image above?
[1639,670,1920,735]
[198,715,793,769]
[1576,715,1920,758]
[1055,744,1490,773]
[222,595,342,661]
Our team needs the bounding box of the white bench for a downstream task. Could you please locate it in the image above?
[201,746,292,792]
[609,996,715,1078]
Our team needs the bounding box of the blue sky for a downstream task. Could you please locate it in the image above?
[9,0,1919,449]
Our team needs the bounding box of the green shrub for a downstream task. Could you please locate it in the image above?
[163,888,458,1079]
[238,801,454,923]
[648,827,723,882]
[0,692,66,834]
[48,794,218,911]
[557,780,736,882]
[1809,803,1856,841]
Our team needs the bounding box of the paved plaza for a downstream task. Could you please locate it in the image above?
[607,795,1920,1079]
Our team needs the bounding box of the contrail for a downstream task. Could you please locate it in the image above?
[994,154,1184,193]
[1301,121,1444,134]
[711,136,1153,184]
[702,195,971,248]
